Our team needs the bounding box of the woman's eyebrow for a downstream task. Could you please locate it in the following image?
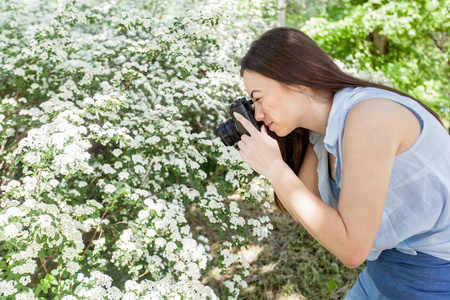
[250,89,261,98]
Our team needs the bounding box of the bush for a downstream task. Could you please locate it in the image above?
[0,0,279,298]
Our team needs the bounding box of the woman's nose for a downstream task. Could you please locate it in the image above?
[254,103,265,121]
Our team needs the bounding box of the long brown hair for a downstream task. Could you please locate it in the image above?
[240,27,443,212]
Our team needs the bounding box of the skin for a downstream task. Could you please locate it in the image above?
[235,70,421,268]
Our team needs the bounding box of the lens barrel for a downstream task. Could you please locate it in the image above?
[216,96,261,146]
[216,118,241,146]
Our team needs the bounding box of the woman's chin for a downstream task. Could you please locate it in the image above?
[273,130,288,137]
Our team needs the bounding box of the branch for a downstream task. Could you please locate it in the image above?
[34,166,44,194]
[428,32,447,53]
[82,209,108,257]
[428,33,450,67]
[121,54,154,93]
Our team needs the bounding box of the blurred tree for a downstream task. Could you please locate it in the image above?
[285,0,345,27]
[297,0,449,123]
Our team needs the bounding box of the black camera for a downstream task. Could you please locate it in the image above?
[216,97,262,146]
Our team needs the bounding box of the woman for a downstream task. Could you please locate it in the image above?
[234,27,450,299]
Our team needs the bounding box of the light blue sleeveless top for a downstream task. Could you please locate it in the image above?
[310,87,450,262]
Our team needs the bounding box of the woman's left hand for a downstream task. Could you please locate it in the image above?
[233,112,286,180]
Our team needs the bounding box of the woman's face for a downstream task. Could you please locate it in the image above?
[242,69,316,137]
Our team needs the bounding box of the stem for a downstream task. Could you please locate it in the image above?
[96,116,104,126]
[82,209,108,257]
[59,265,63,299]
[5,128,30,151]
[39,256,49,274]
[138,270,150,278]
[208,169,225,181]
[34,166,44,194]
[88,171,104,187]
[121,54,154,94]
[87,171,104,199]
[103,221,136,227]
[140,161,155,188]
[14,87,21,100]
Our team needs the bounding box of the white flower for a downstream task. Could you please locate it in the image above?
[118,171,129,180]
[78,181,88,188]
[180,225,190,236]
[4,224,19,237]
[19,276,31,286]
[124,280,140,292]
[23,152,41,165]
[62,247,79,261]
[134,165,145,174]
[102,164,116,174]
[49,179,60,188]
[83,97,95,105]
[87,286,106,299]
[6,207,25,217]
[66,261,81,274]
[131,154,144,164]
[165,241,177,253]
[146,229,156,237]
[16,290,37,300]
[93,237,106,249]
[155,237,166,247]
[112,149,122,157]
[0,280,17,296]
[106,286,122,299]
[104,184,117,193]
[91,271,113,288]
[138,210,150,219]
[13,68,24,76]
[5,128,15,137]
[11,259,37,274]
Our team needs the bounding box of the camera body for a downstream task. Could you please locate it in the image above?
[216,97,262,146]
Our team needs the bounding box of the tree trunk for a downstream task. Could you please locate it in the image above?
[277,0,286,26]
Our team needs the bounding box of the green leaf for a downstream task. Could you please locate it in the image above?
[74,284,83,294]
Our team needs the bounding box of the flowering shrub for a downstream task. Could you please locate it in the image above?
[0,0,278,298]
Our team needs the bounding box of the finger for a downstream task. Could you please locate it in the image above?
[233,112,260,136]
[261,125,267,135]
[240,134,250,143]
[237,140,246,150]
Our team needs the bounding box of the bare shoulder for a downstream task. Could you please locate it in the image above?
[347,97,413,125]
[344,98,421,155]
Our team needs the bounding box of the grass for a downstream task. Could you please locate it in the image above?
[236,206,364,300]
[193,197,364,300]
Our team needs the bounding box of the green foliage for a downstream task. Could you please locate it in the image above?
[301,0,450,123]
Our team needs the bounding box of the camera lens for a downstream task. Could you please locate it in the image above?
[216,118,241,146]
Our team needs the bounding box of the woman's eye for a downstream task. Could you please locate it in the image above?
[250,99,260,109]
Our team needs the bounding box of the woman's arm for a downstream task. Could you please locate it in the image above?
[235,98,407,268]
[297,141,321,200]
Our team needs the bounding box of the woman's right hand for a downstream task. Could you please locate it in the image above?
[234,112,287,181]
